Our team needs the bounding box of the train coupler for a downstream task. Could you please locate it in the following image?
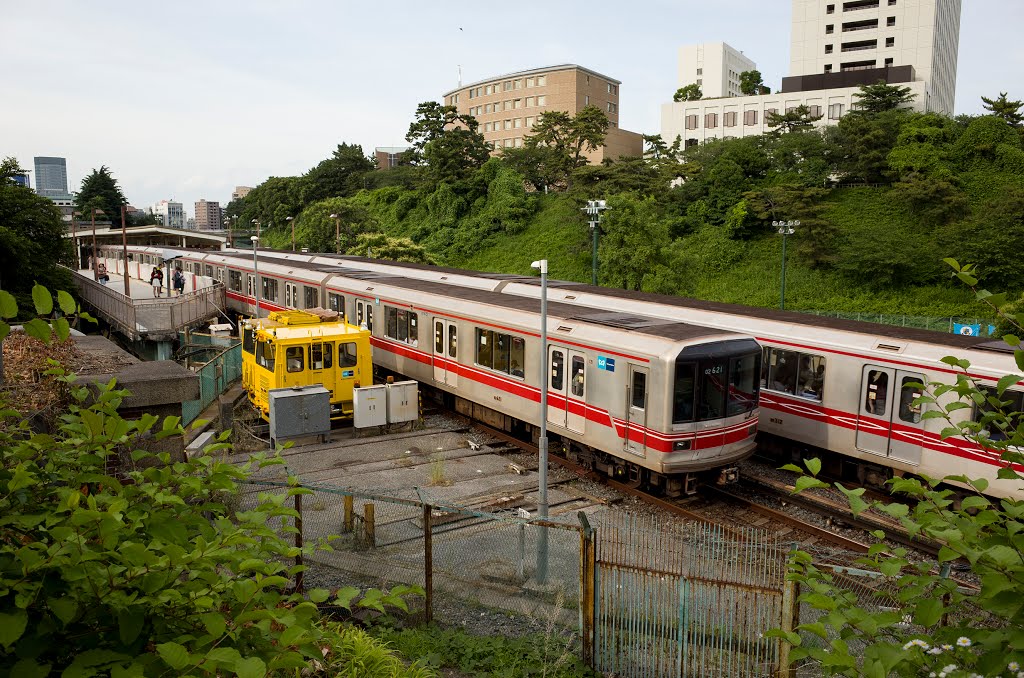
[716,466,740,485]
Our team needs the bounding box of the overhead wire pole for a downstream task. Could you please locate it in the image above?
[532,258,549,584]
[121,205,130,296]
[582,200,608,286]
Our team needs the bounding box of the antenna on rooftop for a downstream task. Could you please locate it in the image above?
[458,64,462,87]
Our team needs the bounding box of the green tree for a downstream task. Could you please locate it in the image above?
[239,176,307,232]
[673,84,702,102]
[745,184,837,267]
[302,142,375,203]
[947,188,1024,288]
[350,232,435,263]
[981,91,1024,127]
[500,143,569,193]
[766,105,822,134]
[826,109,908,183]
[76,166,127,222]
[0,158,72,312]
[518,106,610,190]
[293,197,377,253]
[851,80,916,115]
[739,70,767,96]
[405,101,491,184]
[776,260,1024,678]
[597,194,670,291]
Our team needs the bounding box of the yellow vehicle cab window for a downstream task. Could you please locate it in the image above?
[256,340,275,371]
[339,342,357,368]
[243,326,255,354]
[286,346,304,373]
[324,343,333,368]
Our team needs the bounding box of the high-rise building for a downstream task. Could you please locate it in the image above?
[442,64,643,162]
[231,186,254,201]
[194,199,223,230]
[662,0,962,146]
[678,43,757,99]
[151,200,185,229]
[33,157,68,197]
[12,171,30,189]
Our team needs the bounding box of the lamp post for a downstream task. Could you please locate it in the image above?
[251,235,261,318]
[224,215,233,249]
[581,200,608,286]
[251,218,261,239]
[286,216,295,251]
[530,258,549,584]
[329,213,341,254]
[773,220,799,311]
[120,205,131,296]
[90,208,104,280]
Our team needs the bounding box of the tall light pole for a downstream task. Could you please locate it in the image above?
[286,216,295,251]
[531,258,549,584]
[581,200,608,286]
[773,220,799,311]
[90,208,104,280]
[251,218,261,240]
[251,235,261,318]
[120,205,131,296]
[224,215,233,249]
[329,213,341,254]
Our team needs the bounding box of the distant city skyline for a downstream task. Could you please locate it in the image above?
[2,0,1020,216]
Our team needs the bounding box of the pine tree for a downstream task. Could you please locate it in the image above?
[981,92,1024,127]
[76,166,127,221]
[852,81,916,115]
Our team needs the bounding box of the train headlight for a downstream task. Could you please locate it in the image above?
[673,440,692,451]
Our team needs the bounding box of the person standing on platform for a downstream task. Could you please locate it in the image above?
[172,267,185,296]
[150,265,164,297]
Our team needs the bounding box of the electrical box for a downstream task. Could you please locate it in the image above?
[386,381,418,424]
[353,385,387,428]
[268,385,331,446]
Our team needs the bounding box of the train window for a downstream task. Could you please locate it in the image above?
[328,293,344,314]
[409,313,418,343]
[763,347,825,401]
[448,325,456,358]
[673,364,695,423]
[397,310,408,341]
[323,343,333,369]
[305,287,319,309]
[339,342,357,368]
[727,353,760,416]
[229,270,243,292]
[242,326,255,354]
[973,387,1023,441]
[205,264,213,277]
[357,303,364,326]
[898,376,923,424]
[366,306,373,332]
[698,360,726,420]
[571,356,585,397]
[256,340,276,372]
[247,275,255,297]
[551,351,565,391]
[510,337,525,378]
[865,370,889,415]
[631,371,646,410]
[435,321,443,353]
[385,307,417,344]
[476,329,493,368]
[286,347,304,373]
[493,333,510,374]
[262,277,278,302]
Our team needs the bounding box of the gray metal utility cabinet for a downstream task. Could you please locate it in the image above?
[268,385,331,447]
[386,380,419,425]
[353,384,387,429]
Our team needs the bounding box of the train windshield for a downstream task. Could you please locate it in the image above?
[673,340,761,424]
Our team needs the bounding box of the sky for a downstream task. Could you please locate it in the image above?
[2,0,1021,220]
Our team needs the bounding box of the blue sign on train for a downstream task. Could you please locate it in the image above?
[597,356,615,372]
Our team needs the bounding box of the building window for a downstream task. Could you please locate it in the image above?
[514,137,523,148]
[887,16,896,26]
[888,0,896,4]
[504,80,512,91]
[826,4,835,13]
[696,78,703,86]
[765,107,778,118]
[514,118,522,128]
[705,112,718,129]
[826,24,834,33]
[503,100,511,111]
[526,77,535,87]
[743,110,758,125]
[537,75,546,86]
[884,57,894,66]
[526,116,534,127]
[696,68,703,75]
[504,119,512,130]
[525,96,534,107]
[825,64,833,72]
[885,37,895,47]
[685,114,699,130]
[607,102,617,113]
[829,103,844,119]
[809,105,823,118]
[537,95,546,106]
[825,44,833,53]
[514,98,522,109]
[504,139,513,147]
[514,79,522,89]
[786,106,797,114]
[724,111,738,127]
[585,95,590,105]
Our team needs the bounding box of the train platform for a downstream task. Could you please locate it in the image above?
[76,268,204,300]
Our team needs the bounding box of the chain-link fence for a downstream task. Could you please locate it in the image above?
[797,310,997,335]
[180,342,242,425]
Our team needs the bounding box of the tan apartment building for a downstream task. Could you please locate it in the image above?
[442,64,643,162]
[194,199,222,231]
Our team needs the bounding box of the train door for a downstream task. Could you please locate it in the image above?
[432,318,458,388]
[309,342,336,397]
[624,365,648,458]
[855,366,925,464]
[547,346,586,434]
[356,300,374,332]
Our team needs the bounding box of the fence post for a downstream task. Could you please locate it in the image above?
[364,503,375,549]
[939,562,951,627]
[777,542,800,678]
[295,491,304,594]
[578,511,596,669]
[343,495,354,533]
[423,503,433,624]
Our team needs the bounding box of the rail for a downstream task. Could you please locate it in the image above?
[64,266,226,340]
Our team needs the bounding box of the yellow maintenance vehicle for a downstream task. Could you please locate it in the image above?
[241,308,372,421]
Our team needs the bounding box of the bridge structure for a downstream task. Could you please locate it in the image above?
[64,263,226,359]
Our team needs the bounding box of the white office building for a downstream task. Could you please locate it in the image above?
[678,42,757,99]
[151,200,185,229]
[662,0,962,146]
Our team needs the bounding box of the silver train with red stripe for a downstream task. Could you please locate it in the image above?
[96,245,1022,499]
[95,245,761,497]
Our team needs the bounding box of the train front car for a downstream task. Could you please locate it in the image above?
[645,337,762,496]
